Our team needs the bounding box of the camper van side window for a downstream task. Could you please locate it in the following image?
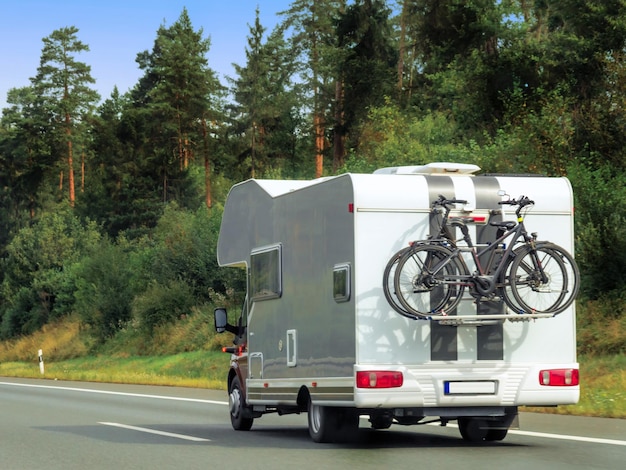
[250,245,282,301]
[333,263,351,303]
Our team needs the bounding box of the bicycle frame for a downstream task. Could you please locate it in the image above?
[412,198,559,323]
[432,220,532,293]
[389,194,578,324]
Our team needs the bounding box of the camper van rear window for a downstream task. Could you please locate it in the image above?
[333,263,351,302]
[250,245,282,301]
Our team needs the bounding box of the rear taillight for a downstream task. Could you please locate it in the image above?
[356,371,403,388]
[539,369,579,386]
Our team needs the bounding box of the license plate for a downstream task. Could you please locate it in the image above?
[444,381,497,395]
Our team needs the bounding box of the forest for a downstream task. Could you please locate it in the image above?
[0,0,624,354]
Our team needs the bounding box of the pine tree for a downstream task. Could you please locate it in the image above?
[281,0,344,177]
[230,9,300,178]
[336,0,397,158]
[133,8,221,208]
[32,26,99,207]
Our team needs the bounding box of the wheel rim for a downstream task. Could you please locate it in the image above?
[510,246,569,313]
[229,387,242,418]
[394,244,464,316]
[309,403,322,434]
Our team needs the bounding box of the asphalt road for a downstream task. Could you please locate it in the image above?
[1,377,624,470]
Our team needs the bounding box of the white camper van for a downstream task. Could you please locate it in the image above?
[214,163,579,443]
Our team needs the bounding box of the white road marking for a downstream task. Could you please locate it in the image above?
[99,422,210,442]
[3,381,625,447]
[508,429,626,446]
[0,381,228,405]
[424,421,626,447]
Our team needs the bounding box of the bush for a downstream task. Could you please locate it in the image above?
[0,287,43,339]
[568,163,626,299]
[133,280,196,333]
[577,296,626,355]
[0,209,102,338]
[74,239,135,341]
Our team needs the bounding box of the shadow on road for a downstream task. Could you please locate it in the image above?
[35,422,525,449]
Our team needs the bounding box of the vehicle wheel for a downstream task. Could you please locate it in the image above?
[458,418,489,442]
[485,428,509,441]
[501,245,531,313]
[308,399,358,443]
[538,242,580,313]
[508,244,577,314]
[229,376,253,431]
[382,247,414,318]
[394,244,466,317]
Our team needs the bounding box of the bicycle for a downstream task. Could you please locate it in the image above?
[383,195,474,318]
[390,195,580,319]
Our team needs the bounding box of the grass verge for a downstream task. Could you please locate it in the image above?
[1,352,624,418]
[0,350,231,390]
[0,316,624,419]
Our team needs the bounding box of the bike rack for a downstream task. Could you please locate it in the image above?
[420,312,556,326]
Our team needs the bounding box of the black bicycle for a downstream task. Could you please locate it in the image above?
[383,195,473,318]
[388,195,580,319]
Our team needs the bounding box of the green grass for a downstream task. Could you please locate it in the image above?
[0,315,624,418]
[528,354,626,419]
[0,350,231,390]
[1,351,624,418]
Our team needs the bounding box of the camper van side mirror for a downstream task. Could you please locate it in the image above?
[214,308,228,333]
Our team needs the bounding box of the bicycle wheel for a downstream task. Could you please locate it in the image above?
[508,243,579,315]
[382,247,414,318]
[393,244,466,317]
[539,242,580,312]
[500,245,532,313]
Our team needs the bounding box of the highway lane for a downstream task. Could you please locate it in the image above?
[1,377,625,469]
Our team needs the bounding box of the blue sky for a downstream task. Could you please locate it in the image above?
[0,0,291,111]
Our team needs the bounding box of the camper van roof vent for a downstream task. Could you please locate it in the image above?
[374,162,481,176]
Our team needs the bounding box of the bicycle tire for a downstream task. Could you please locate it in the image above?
[508,243,579,315]
[538,242,580,312]
[393,244,467,317]
[500,245,533,313]
[382,247,414,318]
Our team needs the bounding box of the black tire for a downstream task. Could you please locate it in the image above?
[540,242,580,312]
[501,245,534,313]
[394,244,466,317]
[508,243,578,314]
[229,376,254,431]
[382,247,414,318]
[458,418,489,442]
[307,399,358,443]
[485,428,509,441]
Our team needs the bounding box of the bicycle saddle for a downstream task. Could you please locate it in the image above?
[490,221,517,230]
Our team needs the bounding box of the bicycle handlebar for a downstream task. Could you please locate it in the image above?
[498,196,534,207]
[432,194,535,214]
[433,194,468,208]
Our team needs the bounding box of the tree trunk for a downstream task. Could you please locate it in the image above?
[251,122,256,178]
[201,118,212,208]
[65,112,75,207]
[397,0,407,95]
[332,79,345,172]
[314,113,324,178]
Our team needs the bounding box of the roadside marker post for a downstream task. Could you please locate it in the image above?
[38,349,44,375]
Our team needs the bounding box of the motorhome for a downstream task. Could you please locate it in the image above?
[214,163,579,443]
